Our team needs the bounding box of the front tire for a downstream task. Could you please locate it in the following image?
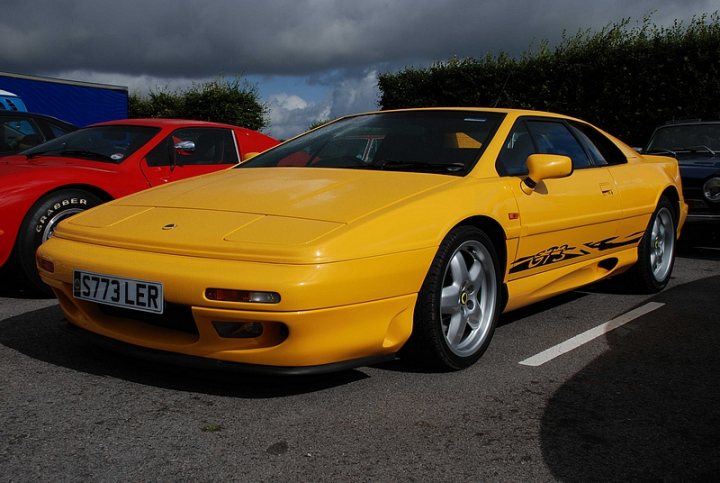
[404,225,501,371]
[627,196,676,293]
[14,189,102,295]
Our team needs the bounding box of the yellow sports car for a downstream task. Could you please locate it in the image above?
[37,108,687,374]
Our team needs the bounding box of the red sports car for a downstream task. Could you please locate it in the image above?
[0,118,279,294]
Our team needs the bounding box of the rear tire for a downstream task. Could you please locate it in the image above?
[403,225,501,371]
[14,189,102,295]
[627,196,676,293]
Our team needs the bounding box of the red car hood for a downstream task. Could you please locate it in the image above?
[0,154,117,173]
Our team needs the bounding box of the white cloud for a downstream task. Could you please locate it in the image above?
[52,70,209,95]
[328,70,380,118]
[265,70,380,140]
[47,69,379,140]
[266,93,329,140]
[268,93,309,111]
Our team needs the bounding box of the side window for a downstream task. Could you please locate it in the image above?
[0,118,45,154]
[145,128,239,167]
[526,120,593,169]
[47,122,75,138]
[496,122,535,176]
[145,135,170,166]
[569,121,627,165]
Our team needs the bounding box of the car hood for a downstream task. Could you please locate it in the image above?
[676,154,720,179]
[1,154,73,165]
[0,154,118,172]
[0,154,29,165]
[56,167,456,263]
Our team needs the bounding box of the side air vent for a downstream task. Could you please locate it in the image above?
[598,258,619,271]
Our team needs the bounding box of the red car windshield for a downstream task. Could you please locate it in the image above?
[24,125,160,163]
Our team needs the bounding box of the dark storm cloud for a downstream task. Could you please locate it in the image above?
[1,0,716,79]
[2,0,716,138]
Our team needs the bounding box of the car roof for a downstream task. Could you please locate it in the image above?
[360,107,566,116]
[341,107,583,123]
[0,110,77,127]
[93,118,242,129]
[656,121,720,127]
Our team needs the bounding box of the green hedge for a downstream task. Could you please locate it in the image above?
[378,14,720,146]
[129,77,268,131]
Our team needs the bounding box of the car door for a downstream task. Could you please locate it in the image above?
[140,127,240,185]
[496,118,624,280]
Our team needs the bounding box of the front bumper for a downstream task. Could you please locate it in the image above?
[63,321,397,375]
[684,198,720,223]
[38,236,433,369]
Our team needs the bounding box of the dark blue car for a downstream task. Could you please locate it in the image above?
[645,121,720,224]
[0,111,77,157]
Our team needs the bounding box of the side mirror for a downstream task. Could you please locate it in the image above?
[242,152,260,161]
[174,140,196,154]
[521,154,572,194]
[167,140,197,171]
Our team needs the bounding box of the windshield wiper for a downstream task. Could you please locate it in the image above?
[646,147,677,156]
[25,148,113,161]
[682,145,717,156]
[56,149,114,161]
[651,145,718,157]
[25,149,60,159]
[380,160,466,173]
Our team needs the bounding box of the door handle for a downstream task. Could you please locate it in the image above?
[599,182,614,196]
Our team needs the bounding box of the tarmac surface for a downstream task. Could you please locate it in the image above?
[1,233,719,481]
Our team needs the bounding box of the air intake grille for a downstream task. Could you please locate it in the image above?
[98,302,198,335]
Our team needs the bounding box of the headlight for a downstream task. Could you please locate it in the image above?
[703,177,720,202]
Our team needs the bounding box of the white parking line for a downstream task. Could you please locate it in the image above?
[519,302,665,367]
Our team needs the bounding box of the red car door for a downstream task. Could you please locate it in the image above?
[140,127,240,186]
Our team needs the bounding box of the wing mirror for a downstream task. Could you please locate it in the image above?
[521,154,572,194]
[166,140,197,171]
[174,140,196,153]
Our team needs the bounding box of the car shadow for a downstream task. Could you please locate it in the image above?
[0,305,368,398]
[372,291,589,375]
[499,291,587,326]
[677,224,720,257]
[540,275,720,481]
[0,267,55,300]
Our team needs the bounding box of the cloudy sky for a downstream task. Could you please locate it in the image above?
[2,0,718,138]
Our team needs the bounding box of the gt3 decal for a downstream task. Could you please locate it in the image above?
[583,232,643,251]
[510,233,644,273]
[510,244,589,273]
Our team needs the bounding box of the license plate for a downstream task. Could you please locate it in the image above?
[73,270,164,314]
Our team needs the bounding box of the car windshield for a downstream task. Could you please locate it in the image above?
[23,125,160,163]
[646,124,720,154]
[239,111,505,175]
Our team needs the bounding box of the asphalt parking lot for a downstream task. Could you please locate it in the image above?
[1,231,719,482]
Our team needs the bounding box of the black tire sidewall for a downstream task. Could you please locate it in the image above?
[408,225,501,370]
[634,197,676,293]
[15,189,102,293]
